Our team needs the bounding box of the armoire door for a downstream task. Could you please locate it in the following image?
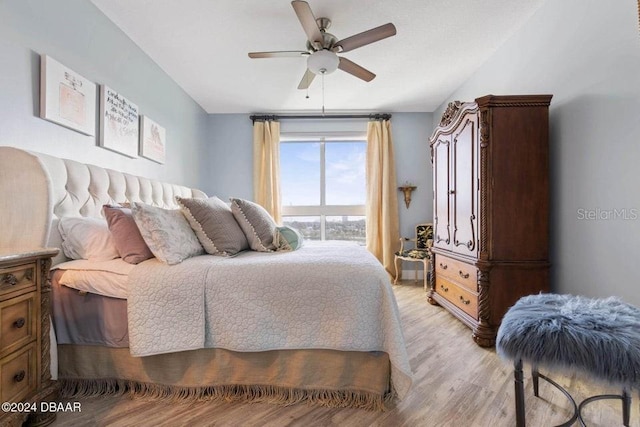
[431,136,451,250]
[450,114,478,257]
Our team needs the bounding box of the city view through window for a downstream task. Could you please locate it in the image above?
[280,140,366,244]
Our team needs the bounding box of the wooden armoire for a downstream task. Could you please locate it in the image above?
[427,94,552,347]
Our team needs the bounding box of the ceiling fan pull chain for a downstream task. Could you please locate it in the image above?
[321,72,325,116]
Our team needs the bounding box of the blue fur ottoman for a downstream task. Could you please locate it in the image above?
[496,293,640,427]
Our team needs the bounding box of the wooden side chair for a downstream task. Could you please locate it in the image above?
[394,223,433,290]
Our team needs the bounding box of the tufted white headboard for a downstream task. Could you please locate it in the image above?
[0,146,207,265]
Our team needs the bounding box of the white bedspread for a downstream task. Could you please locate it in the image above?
[127,244,413,398]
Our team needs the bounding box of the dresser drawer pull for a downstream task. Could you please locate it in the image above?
[439,263,448,270]
[1,273,18,286]
[459,296,471,305]
[14,370,25,383]
[458,270,470,279]
[439,284,449,292]
[13,317,26,329]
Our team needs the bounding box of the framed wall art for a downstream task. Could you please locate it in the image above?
[40,54,96,136]
[139,115,166,164]
[99,85,139,157]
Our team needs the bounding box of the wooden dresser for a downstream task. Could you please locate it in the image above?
[0,249,59,427]
[427,95,552,347]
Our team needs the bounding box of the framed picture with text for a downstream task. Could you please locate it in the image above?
[139,115,166,164]
[99,85,139,157]
[40,55,96,136]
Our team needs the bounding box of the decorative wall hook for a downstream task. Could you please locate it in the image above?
[398,183,417,209]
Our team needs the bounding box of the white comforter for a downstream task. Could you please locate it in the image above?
[127,243,413,398]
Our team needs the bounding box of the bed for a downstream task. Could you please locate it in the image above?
[0,146,412,410]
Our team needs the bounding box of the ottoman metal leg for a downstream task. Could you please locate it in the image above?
[514,362,579,427]
[576,388,631,427]
[514,359,526,427]
[534,371,579,427]
[623,388,631,427]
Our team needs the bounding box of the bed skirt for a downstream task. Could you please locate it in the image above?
[58,345,393,411]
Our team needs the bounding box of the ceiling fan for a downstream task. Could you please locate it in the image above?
[248,0,396,90]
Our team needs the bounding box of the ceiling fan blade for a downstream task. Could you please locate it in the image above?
[291,1,323,46]
[297,68,316,89]
[334,23,396,53]
[338,57,376,82]
[248,51,309,59]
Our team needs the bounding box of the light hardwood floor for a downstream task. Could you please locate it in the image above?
[52,281,638,426]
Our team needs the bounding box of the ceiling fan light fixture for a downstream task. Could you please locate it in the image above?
[307,50,339,75]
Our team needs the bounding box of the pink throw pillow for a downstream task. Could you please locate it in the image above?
[103,205,154,264]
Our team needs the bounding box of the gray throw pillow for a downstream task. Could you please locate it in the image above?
[176,196,248,256]
[131,202,204,265]
[230,198,277,252]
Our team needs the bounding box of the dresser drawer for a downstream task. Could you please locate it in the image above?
[435,255,477,291]
[0,343,37,403]
[0,263,36,298]
[436,276,478,319]
[0,293,36,357]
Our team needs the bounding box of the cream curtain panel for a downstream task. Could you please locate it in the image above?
[253,120,282,224]
[366,119,400,277]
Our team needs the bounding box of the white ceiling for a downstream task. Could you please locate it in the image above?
[91,0,546,114]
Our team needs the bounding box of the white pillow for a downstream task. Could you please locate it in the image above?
[58,217,119,261]
[131,202,204,265]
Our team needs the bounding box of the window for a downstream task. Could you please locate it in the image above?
[280,137,366,244]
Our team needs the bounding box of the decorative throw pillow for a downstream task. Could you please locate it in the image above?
[131,202,204,265]
[274,226,304,251]
[103,205,154,264]
[58,217,120,261]
[229,198,277,252]
[175,196,248,256]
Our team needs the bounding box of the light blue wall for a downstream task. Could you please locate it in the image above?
[392,113,434,238]
[435,0,640,305]
[0,0,209,188]
[206,114,254,200]
[205,113,433,238]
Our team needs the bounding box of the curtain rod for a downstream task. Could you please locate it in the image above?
[250,113,391,123]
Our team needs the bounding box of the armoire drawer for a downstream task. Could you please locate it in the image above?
[435,255,477,291]
[435,276,478,319]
